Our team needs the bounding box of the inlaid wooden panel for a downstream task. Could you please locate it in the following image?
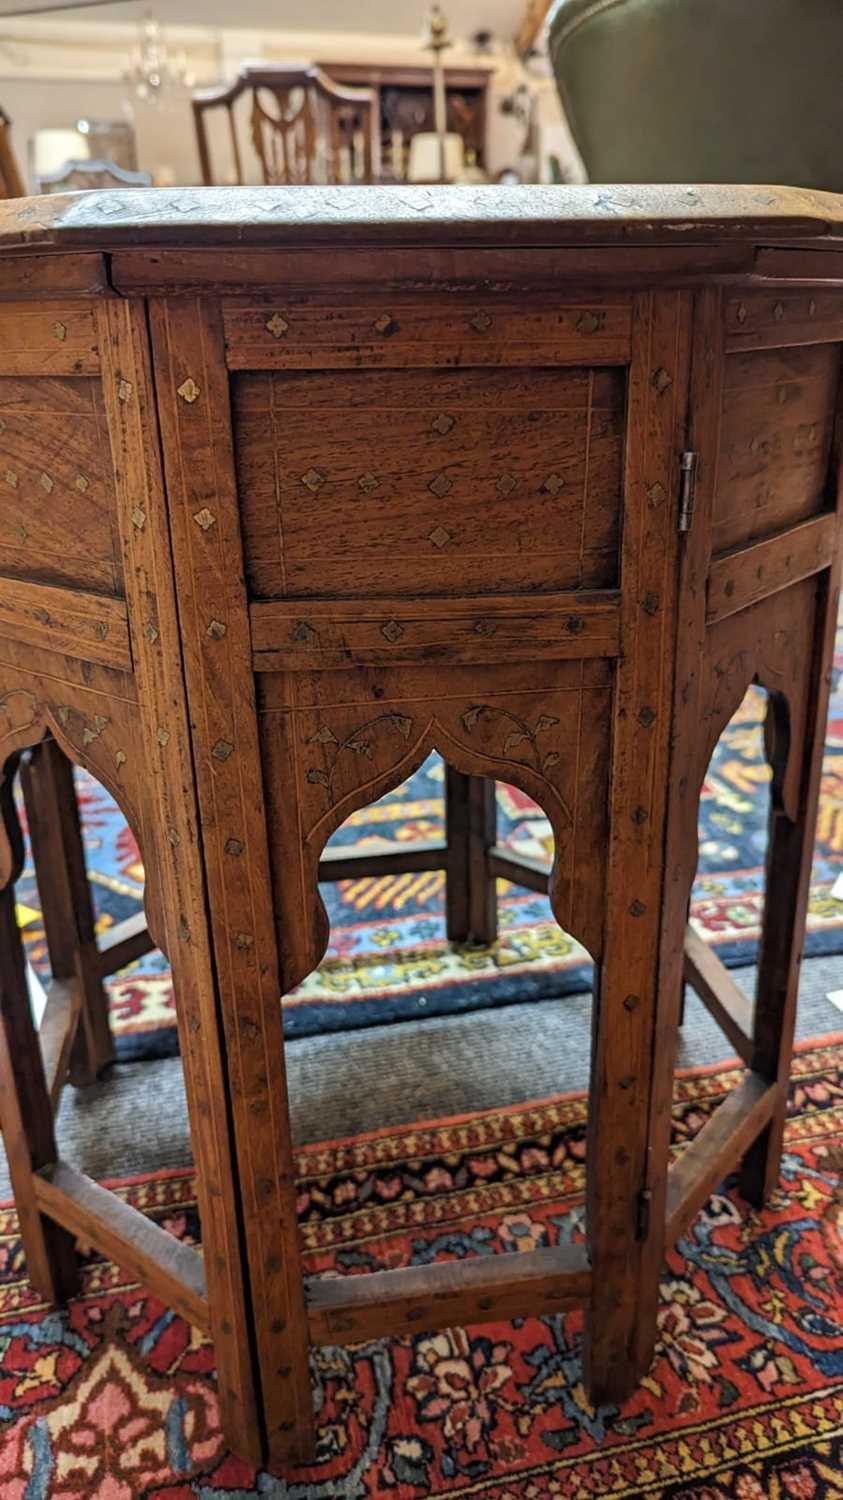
[0,302,99,376]
[725,289,843,351]
[223,295,632,370]
[713,341,841,554]
[0,377,122,594]
[257,657,612,990]
[233,365,626,598]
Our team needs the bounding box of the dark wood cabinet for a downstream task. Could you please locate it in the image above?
[320,62,492,176]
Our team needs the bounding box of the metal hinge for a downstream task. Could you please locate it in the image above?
[678,450,698,534]
[635,1187,652,1241]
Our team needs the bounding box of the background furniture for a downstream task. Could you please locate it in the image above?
[192,64,376,186]
[0,108,25,199]
[0,184,840,1471]
[321,61,491,180]
[547,0,843,189]
[35,159,152,194]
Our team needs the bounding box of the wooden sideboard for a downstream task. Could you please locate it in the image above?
[0,184,841,1469]
[319,63,492,176]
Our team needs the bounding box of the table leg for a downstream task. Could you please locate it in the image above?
[741,574,838,1204]
[0,764,78,1304]
[20,737,114,1084]
[445,768,498,944]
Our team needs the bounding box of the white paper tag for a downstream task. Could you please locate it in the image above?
[831,871,843,902]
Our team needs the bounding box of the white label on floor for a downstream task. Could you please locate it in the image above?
[826,988,843,1013]
[831,871,843,901]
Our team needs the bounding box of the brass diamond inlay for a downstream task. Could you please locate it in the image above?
[576,311,601,334]
[224,837,244,857]
[293,620,316,643]
[496,474,517,498]
[373,313,398,336]
[428,525,452,549]
[76,474,89,493]
[177,377,201,404]
[265,312,290,339]
[474,619,497,637]
[157,726,170,747]
[381,619,404,643]
[5,469,17,488]
[14,523,26,544]
[542,473,564,497]
[212,739,234,761]
[143,622,159,644]
[773,301,785,322]
[469,312,492,333]
[207,619,227,640]
[131,506,146,530]
[193,508,216,531]
[40,472,53,494]
[52,320,67,342]
[736,302,747,324]
[301,468,326,492]
[651,367,672,394]
[118,379,133,403]
[647,482,666,509]
[357,472,380,494]
[428,473,452,499]
[431,413,455,435]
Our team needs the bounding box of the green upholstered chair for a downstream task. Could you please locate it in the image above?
[547,0,843,190]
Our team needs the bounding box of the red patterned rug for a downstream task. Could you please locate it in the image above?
[2,1038,843,1497]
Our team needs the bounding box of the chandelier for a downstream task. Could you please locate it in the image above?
[124,12,194,103]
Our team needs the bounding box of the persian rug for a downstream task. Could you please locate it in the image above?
[1,1037,842,1497]
[16,645,843,1059]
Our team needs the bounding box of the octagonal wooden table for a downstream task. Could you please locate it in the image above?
[0,185,840,1468]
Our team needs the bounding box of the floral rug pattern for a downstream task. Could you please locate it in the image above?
[1,1038,843,1496]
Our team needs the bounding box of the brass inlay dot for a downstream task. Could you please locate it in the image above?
[5,469,17,488]
[53,321,67,342]
[177,377,201,404]
[428,525,452,549]
[541,474,564,497]
[576,311,601,334]
[118,379,133,403]
[428,473,452,499]
[207,619,227,640]
[131,507,146,530]
[76,474,90,493]
[431,413,455,435]
[212,739,234,761]
[40,472,53,494]
[265,313,290,339]
[381,619,404,642]
[496,474,517,498]
[651,367,672,394]
[357,473,380,494]
[469,312,492,333]
[193,508,216,530]
[301,468,326,492]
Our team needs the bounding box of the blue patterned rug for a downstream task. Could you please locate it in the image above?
[16,662,843,1060]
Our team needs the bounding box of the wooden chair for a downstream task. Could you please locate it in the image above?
[0,184,839,1474]
[0,108,25,200]
[35,160,152,195]
[192,64,376,186]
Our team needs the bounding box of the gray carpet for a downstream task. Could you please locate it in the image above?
[1,952,840,1196]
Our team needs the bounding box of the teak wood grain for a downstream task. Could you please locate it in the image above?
[0,186,841,1471]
